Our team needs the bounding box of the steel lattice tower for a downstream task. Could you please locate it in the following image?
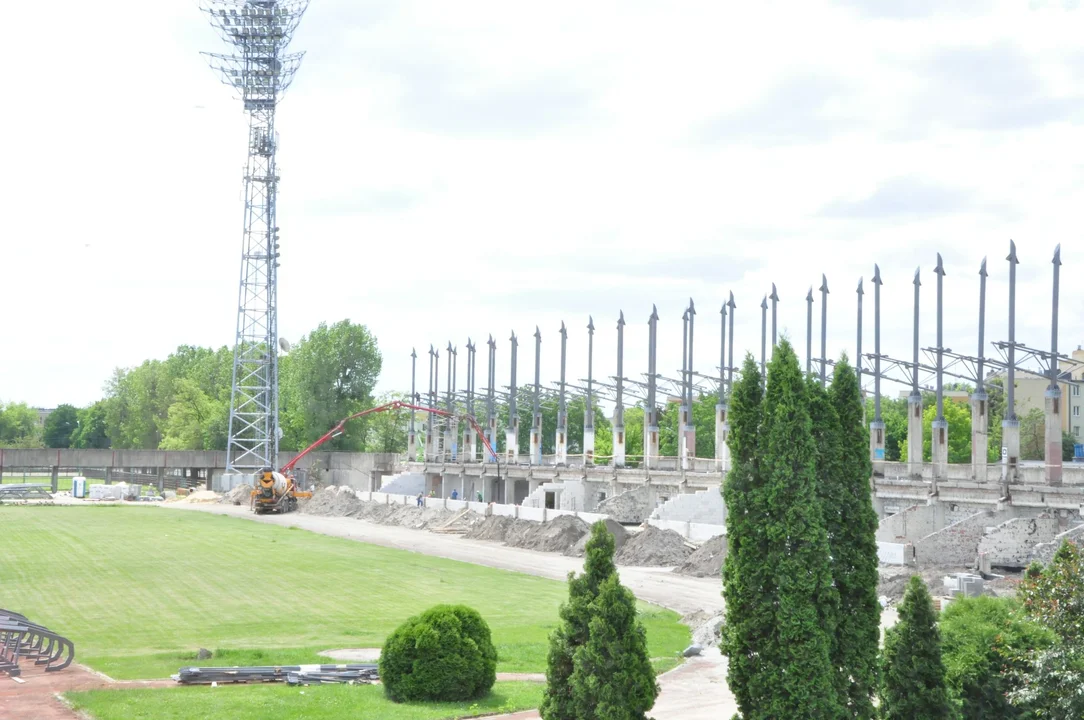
[201,0,308,473]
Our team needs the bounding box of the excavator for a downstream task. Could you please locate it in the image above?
[252,400,499,514]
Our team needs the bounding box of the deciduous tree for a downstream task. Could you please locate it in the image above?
[43,404,79,448]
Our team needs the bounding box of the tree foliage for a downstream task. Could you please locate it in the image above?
[1018,407,1046,462]
[43,404,79,448]
[940,596,1055,719]
[879,575,953,720]
[1007,541,1084,718]
[379,604,497,703]
[570,575,658,720]
[279,320,382,452]
[72,401,110,449]
[0,402,41,447]
[826,357,881,717]
[721,355,765,715]
[541,520,619,720]
[723,345,841,719]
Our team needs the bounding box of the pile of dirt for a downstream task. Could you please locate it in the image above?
[505,515,590,553]
[596,489,653,523]
[673,535,726,577]
[464,515,516,542]
[174,490,222,504]
[220,484,254,506]
[303,486,364,517]
[564,518,629,556]
[614,525,692,566]
[682,610,725,649]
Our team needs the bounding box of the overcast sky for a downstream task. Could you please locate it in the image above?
[3,0,1083,410]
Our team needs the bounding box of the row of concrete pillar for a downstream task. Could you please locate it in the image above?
[870,389,1063,488]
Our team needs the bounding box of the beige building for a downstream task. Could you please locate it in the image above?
[986,346,1084,441]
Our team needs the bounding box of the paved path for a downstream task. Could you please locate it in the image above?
[0,664,173,720]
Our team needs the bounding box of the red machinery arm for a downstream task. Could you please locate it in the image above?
[279,400,500,473]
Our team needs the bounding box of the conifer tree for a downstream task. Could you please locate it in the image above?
[828,357,882,717]
[541,520,618,720]
[806,377,847,705]
[753,339,841,718]
[880,575,953,720]
[721,354,766,712]
[570,575,658,720]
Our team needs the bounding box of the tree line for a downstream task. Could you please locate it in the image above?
[5,320,385,454]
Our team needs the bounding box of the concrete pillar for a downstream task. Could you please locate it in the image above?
[529,426,542,466]
[931,418,947,489]
[1045,387,1063,485]
[870,421,886,478]
[583,428,595,465]
[503,477,515,505]
[51,466,59,493]
[555,423,568,466]
[613,424,626,467]
[487,417,498,463]
[444,427,456,463]
[463,428,476,464]
[406,431,417,462]
[156,467,165,494]
[715,404,729,473]
[970,391,989,481]
[645,423,659,469]
[105,467,113,484]
[907,392,923,478]
[1002,418,1020,488]
[506,426,519,465]
[424,430,435,462]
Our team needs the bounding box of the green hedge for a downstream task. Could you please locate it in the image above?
[380,604,498,702]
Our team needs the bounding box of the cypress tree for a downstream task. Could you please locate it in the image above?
[721,354,766,713]
[541,520,617,720]
[880,575,953,719]
[806,377,848,707]
[570,575,658,719]
[753,339,841,718]
[828,357,881,717]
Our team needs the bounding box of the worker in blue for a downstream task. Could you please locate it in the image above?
[451,488,459,500]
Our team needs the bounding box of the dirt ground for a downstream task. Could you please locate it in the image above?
[0,664,173,720]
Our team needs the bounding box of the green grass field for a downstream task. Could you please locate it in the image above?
[67,682,545,720]
[3,505,687,718]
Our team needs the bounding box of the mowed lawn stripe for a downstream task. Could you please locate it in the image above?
[2,506,687,678]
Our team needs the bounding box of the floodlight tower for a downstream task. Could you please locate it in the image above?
[201,0,309,475]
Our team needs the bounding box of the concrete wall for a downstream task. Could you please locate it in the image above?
[649,488,726,525]
[913,510,1013,565]
[491,504,517,519]
[1031,523,1084,565]
[877,541,915,565]
[876,504,944,544]
[977,516,1063,568]
[647,518,725,542]
[518,506,546,522]
[379,472,425,496]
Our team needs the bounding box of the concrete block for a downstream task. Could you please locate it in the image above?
[977,516,1062,568]
[877,542,914,565]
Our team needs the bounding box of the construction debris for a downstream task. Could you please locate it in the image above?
[220,484,254,506]
[596,488,654,523]
[0,485,52,502]
[173,664,379,685]
[504,515,590,553]
[564,518,629,556]
[673,535,727,577]
[614,525,693,566]
[1,609,75,676]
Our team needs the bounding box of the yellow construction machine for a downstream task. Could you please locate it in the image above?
[251,468,312,514]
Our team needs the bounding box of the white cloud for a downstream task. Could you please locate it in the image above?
[2,0,1082,413]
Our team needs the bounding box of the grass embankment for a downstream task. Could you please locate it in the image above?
[2,506,688,682]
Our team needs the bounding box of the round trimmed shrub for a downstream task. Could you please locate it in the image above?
[380,604,498,702]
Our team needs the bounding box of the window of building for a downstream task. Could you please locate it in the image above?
[1075,425,1081,437]
[1074,384,1081,396]
[1075,405,1081,417]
